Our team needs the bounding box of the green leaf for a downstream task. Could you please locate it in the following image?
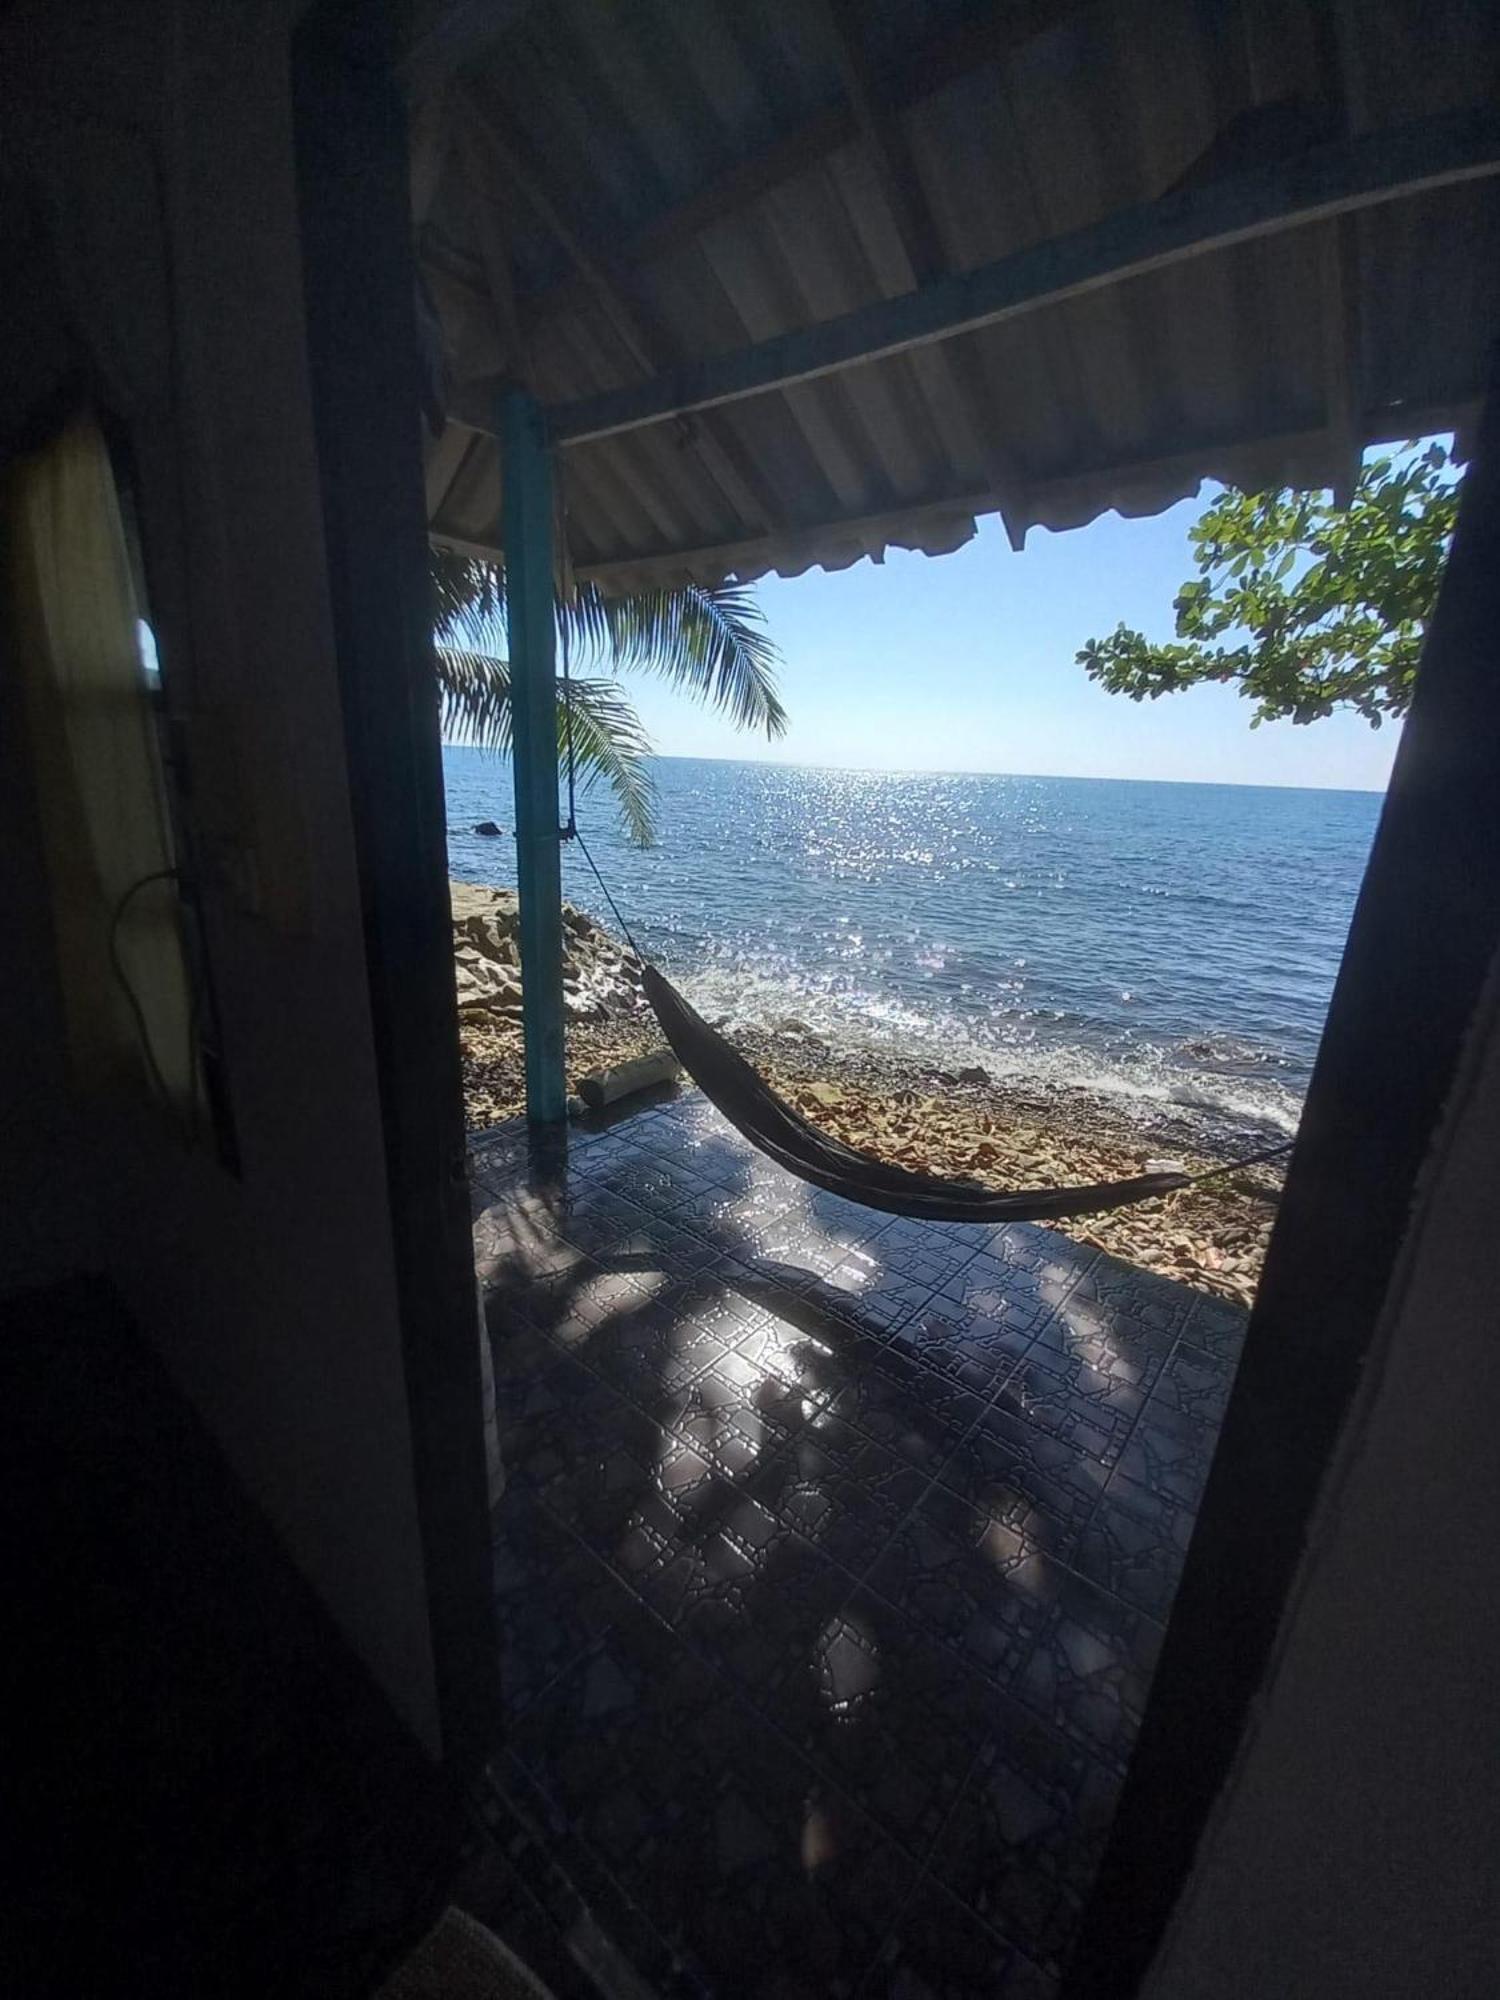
[1071,435,1458,727]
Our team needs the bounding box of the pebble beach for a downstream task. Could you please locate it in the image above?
[455,883,1283,1308]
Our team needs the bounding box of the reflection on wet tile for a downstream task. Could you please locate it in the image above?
[474,1092,1231,1999]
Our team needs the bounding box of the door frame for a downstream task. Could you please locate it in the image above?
[291,0,500,1771]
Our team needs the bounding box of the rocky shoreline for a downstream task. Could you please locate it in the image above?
[453,883,1283,1307]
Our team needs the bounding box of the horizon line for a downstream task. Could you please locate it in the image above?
[441,738,1389,795]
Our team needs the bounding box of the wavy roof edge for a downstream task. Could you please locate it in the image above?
[414,0,1499,591]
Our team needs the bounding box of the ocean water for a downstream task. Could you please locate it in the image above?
[444,749,1383,1144]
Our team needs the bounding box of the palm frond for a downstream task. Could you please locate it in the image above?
[431,547,506,647]
[430,548,786,741]
[435,641,514,752]
[557,676,658,848]
[568,581,787,738]
[435,643,657,846]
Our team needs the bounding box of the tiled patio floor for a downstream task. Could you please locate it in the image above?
[471,1090,1247,1999]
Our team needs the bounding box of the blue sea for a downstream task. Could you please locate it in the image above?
[444,749,1383,1145]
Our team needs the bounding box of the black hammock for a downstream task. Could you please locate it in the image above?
[640,964,1200,1225]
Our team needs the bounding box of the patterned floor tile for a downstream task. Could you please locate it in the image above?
[731,1310,847,1413]
[672,1513,854,1728]
[1149,1339,1237,1426]
[822,1363,984,1481]
[798,1592,1000,1853]
[928,1433,1097,1569]
[1181,1290,1251,1364]
[987,1354,1142,1468]
[1031,1287,1175,1397]
[618,1152,721,1218]
[863,1482,1063,1685]
[620,1210,730,1280]
[532,1416,665,1557]
[1072,1466,1196,1620]
[672,1179,802,1259]
[512,1608,916,2000]
[882,1289,1037,1398]
[963,1402,1115,1518]
[474,1187,586,1291]
[1113,1396,1221,1508]
[581,1294,737,1407]
[743,1416,929,1575]
[1064,1255,1194,1343]
[863,1880,1052,1998]
[504,1608,730,1867]
[522,1257,666,1359]
[637,1752,911,1999]
[819,1254,940,1334]
[473,1095,1223,1999]
[491,1496,630,1715]
[1019,1571,1165,1768]
[934,1253,1055,1347]
[552,1185,657,1259]
[926,1693,1122,1970]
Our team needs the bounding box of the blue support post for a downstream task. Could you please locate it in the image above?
[500,388,567,1126]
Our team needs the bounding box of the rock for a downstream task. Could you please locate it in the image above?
[802,1080,844,1110]
[473,821,504,836]
[776,1017,814,1038]
[449,878,646,1024]
[576,1048,681,1110]
[956,1064,991,1086]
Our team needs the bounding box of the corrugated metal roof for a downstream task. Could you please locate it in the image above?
[413,0,1499,590]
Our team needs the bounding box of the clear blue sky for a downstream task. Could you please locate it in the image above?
[624,491,1402,792]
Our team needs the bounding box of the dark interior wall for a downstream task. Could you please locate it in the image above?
[0,639,80,1293]
[1143,948,1500,1997]
[0,0,442,1751]
[1069,368,1500,1993]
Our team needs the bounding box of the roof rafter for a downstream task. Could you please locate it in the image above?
[454,99,533,389]
[817,0,1029,549]
[515,106,1500,447]
[509,2,1088,331]
[458,88,786,541]
[432,395,1476,585]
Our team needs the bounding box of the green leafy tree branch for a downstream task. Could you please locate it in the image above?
[1076,441,1459,728]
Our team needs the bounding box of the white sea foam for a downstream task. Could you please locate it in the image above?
[678,962,1303,1143]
